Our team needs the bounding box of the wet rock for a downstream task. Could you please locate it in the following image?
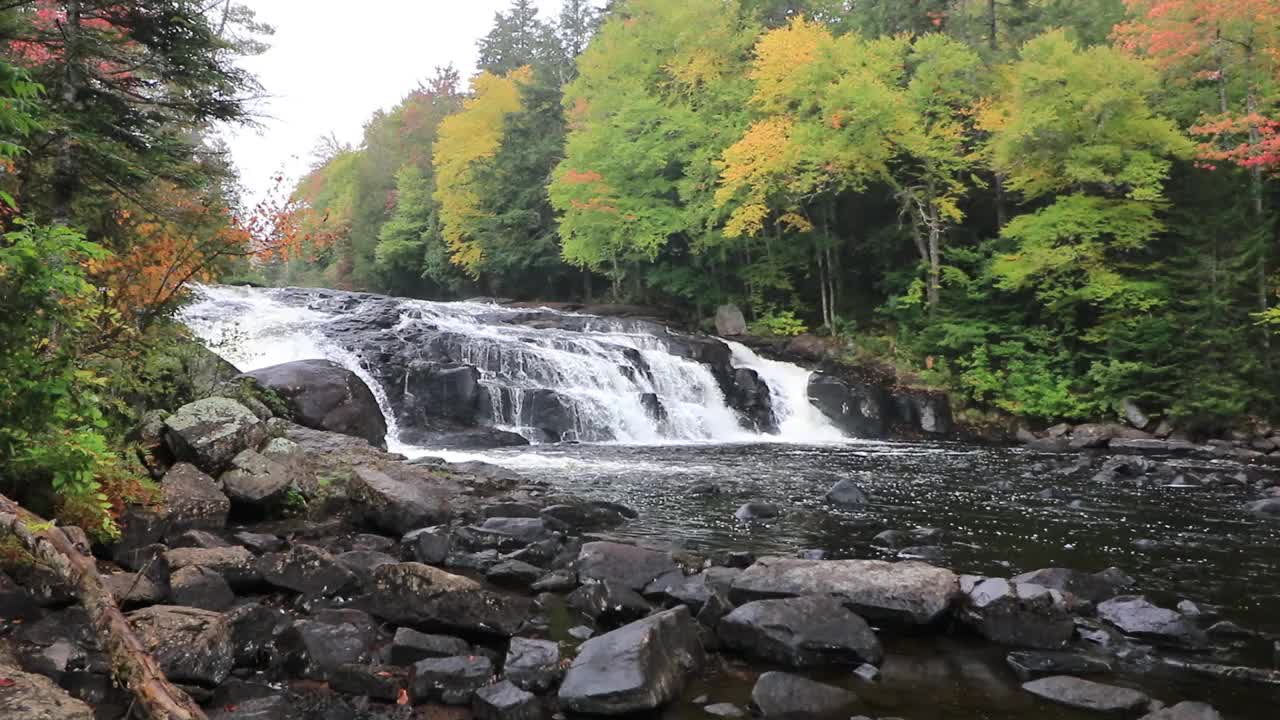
[329,663,405,702]
[1021,676,1149,713]
[390,627,471,665]
[718,595,883,667]
[244,359,387,448]
[644,570,713,612]
[687,482,722,496]
[226,603,291,667]
[0,663,94,720]
[728,368,775,433]
[731,557,959,626]
[825,479,869,509]
[403,525,451,564]
[1068,424,1116,450]
[1139,702,1223,720]
[160,463,230,533]
[373,585,533,638]
[127,605,233,686]
[257,544,357,597]
[230,531,284,554]
[484,501,541,519]
[169,529,230,549]
[559,606,705,715]
[1006,651,1113,681]
[348,466,451,535]
[279,618,373,680]
[749,671,858,719]
[164,397,269,474]
[102,571,166,609]
[873,530,911,548]
[568,625,594,641]
[960,578,1076,650]
[1110,438,1199,452]
[1246,498,1280,515]
[898,545,945,562]
[1097,596,1208,648]
[366,561,480,616]
[540,503,624,532]
[1011,567,1132,604]
[487,560,544,588]
[169,566,234,611]
[697,589,735,628]
[574,541,678,591]
[504,637,562,693]
[531,569,577,593]
[220,449,291,506]
[734,502,780,521]
[164,546,260,589]
[409,655,493,704]
[567,580,652,624]
[853,663,880,682]
[705,703,745,718]
[466,517,554,549]
[474,680,542,720]
[807,373,889,439]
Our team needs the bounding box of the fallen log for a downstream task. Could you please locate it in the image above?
[0,494,208,720]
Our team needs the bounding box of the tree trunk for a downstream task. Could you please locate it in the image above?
[51,0,85,224]
[1245,47,1271,369]
[0,495,209,720]
[988,0,998,51]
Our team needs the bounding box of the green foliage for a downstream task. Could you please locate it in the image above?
[749,308,808,337]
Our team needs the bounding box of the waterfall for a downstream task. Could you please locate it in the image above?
[180,285,843,448]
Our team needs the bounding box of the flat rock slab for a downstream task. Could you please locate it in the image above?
[1140,702,1223,720]
[574,541,678,590]
[718,595,882,667]
[349,466,451,535]
[1022,676,1150,713]
[750,671,858,718]
[1097,596,1206,647]
[127,605,234,686]
[1006,651,1113,681]
[559,606,704,715]
[0,663,94,720]
[730,557,959,625]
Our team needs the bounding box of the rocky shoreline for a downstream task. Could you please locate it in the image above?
[3,364,1278,720]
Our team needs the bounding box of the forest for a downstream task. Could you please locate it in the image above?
[273,0,1280,435]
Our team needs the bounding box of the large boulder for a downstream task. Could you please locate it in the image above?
[825,478,869,509]
[574,542,679,591]
[279,618,374,680]
[1011,567,1131,604]
[727,368,775,433]
[1021,676,1149,713]
[244,359,387,448]
[717,595,882,667]
[159,463,229,533]
[806,373,890,438]
[348,466,451,535]
[558,606,705,715]
[164,546,260,589]
[1096,595,1207,648]
[520,389,578,441]
[401,361,486,427]
[126,606,233,686]
[219,449,291,506]
[257,544,357,597]
[0,662,94,720]
[410,655,493,705]
[164,397,268,473]
[749,672,858,719]
[959,578,1075,649]
[893,390,953,436]
[715,304,747,336]
[365,562,532,636]
[504,637,562,693]
[731,557,958,626]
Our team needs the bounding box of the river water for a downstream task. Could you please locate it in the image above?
[182,285,1280,718]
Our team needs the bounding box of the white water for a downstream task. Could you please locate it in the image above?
[180,285,843,452]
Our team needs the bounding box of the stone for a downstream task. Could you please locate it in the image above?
[705,703,745,718]
[244,359,387,447]
[1006,651,1113,681]
[643,570,713,612]
[504,637,562,693]
[164,397,268,474]
[1011,567,1132,604]
[102,571,166,609]
[1139,702,1223,720]
[467,517,555,549]
[558,606,705,715]
[410,655,493,704]
[127,605,234,686]
[853,663,880,682]
[825,478,869,509]
[474,680,542,720]
[334,549,398,590]
[229,531,283,553]
[1021,676,1149,714]
[219,449,292,506]
[567,580,652,623]
[207,695,300,720]
[1246,498,1280,515]
[873,530,911,548]
[731,557,959,626]
[226,603,291,668]
[370,581,533,638]
[160,463,229,533]
[390,627,471,665]
[718,595,882,667]
[1097,596,1207,648]
[329,663,405,702]
[715,304,747,336]
[348,466,451,535]
[169,529,230,549]
[749,672,858,719]
[960,578,1076,650]
[0,663,94,720]
[403,525,451,564]
[1068,423,1116,450]
[257,544,357,597]
[1123,400,1151,430]
[540,503,625,532]
[807,373,890,438]
[574,541,678,591]
[530,569,577,593]
[168,566,234,611]
[568,625,594,641]
[734,502,780,521]
[279,618,373,680]
[164,546,260,589]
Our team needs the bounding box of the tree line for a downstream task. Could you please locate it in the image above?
[273,0,1280,431]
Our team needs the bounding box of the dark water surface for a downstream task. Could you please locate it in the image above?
[452,440,1280,719]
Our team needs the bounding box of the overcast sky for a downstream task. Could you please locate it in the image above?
[224,0,565,202]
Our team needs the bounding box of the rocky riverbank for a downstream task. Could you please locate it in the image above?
[2,365,1277,720]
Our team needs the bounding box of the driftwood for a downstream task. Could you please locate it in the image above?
[0,494,208,720]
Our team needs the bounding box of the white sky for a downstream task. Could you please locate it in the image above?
[224,0,565,202]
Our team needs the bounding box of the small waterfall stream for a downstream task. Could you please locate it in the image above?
[180,285,842,449]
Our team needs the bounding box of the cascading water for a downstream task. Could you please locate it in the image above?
[180,284,843,449]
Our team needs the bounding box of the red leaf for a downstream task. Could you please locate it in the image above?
[0,678,16,687]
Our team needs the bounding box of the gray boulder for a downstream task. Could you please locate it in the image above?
[410,655,493,705]
[391,627,471,665]
[559,606,705,715]
[348,466,451,535]
[1021,676,1149,713]
[1097,596,1207,648]
[164,397,268,473]
[734,502,781,521]
[749,672,858,719]
[279,618,373,680]
[806,373,890,438]
[244,359,387,448]
[366,564,532,636]
[504,637,562,693]
[825,479,869,509]
[731,557,959,626]
[159,463,229,533]
[574,541,678,591]
[0,662,94,720]
[960,578,1076,649]
[219,449,291,506]
[168,566,234,611]
[1011,567,1131,604]
[474,680,542,720]
[164,546,260,589]
[127,605,233,686]
[715,304,746,336]
[257,544,357,597]
[1006,651,1112,681]
[718,595,882,667]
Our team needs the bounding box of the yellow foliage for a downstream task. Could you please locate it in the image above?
[433,66,531,276]
[716,116,798,237]
[750,16,829,112]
